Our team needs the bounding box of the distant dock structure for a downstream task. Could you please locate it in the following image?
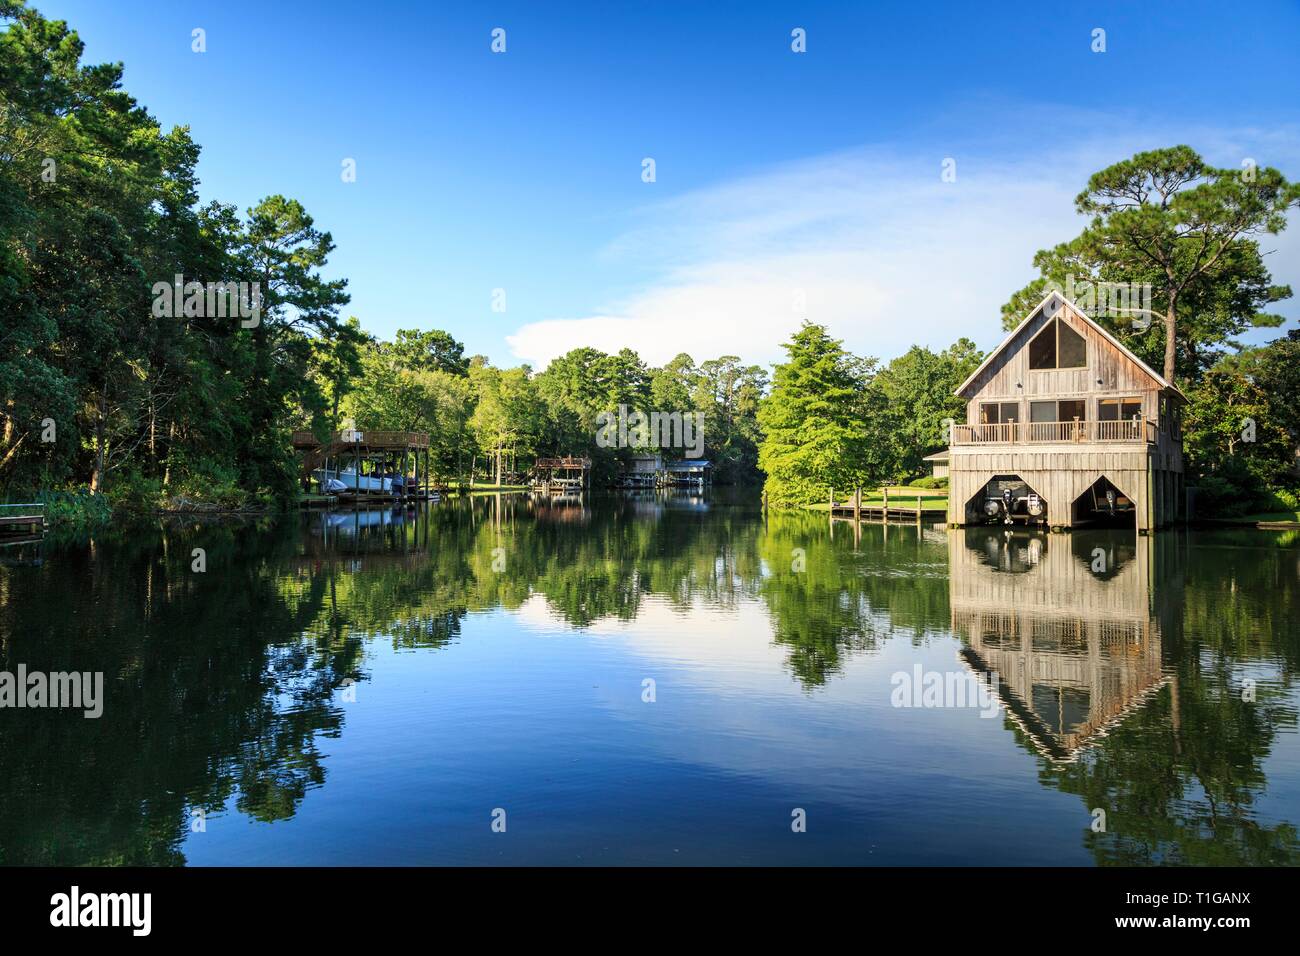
[0,502,46,542]
[663,459,711,488]
[617,453,662,489]
[532,457,591,494]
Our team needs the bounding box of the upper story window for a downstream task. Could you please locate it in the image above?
[979,401,1020,425]
[1028,317,1087,370]
[1098,397,1143,421]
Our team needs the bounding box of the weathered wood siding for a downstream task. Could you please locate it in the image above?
[963,301,1164,423]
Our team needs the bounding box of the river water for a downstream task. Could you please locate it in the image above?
[1,490,1297,865]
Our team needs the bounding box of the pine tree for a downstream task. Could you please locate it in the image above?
[757,323,881,506]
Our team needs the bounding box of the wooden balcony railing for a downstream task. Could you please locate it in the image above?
[952,419,1154,445]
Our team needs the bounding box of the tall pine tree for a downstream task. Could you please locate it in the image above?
[757,323,881,506]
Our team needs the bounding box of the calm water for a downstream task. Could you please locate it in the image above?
[2,490,1298,866]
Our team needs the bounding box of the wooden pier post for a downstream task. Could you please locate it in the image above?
[881,486,889,523]
[853,486,861,522]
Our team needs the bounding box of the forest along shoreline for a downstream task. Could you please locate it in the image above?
[3,4,1300,537]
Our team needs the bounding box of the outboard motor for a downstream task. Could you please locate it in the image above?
[1105,488,1117,514]
[1001,488,1014,524]
[1026,493,1044,518]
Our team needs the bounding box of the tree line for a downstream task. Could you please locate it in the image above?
[3,4,1298,518]
[1,2,347,508]
[334,330,768,487]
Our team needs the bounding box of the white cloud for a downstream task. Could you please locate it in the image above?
[507,116,1300,371]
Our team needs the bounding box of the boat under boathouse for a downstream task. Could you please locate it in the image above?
[947,292,1185,532]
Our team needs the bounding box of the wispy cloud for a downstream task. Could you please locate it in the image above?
[507,111,1300,370]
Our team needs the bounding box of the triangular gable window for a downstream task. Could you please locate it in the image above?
[1028,317,1087,370]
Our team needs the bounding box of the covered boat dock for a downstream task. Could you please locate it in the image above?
[292,430,439,499]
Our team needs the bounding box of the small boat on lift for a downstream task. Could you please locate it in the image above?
[312,467,393,494]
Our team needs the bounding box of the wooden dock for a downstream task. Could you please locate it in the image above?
[0,502,47,537]
[827,487,947,522]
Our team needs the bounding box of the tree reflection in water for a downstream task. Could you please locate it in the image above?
[0,492,1296,864]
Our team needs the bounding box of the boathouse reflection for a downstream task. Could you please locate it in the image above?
[950,528,1169,762]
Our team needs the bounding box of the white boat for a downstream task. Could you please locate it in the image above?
[312,468,393,494]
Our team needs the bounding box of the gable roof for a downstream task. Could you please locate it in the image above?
[955,292,1186,401]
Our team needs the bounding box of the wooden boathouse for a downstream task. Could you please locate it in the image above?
[948,292,1185,532]
[291,429,438,498]
[532,457,591,493]
[617,453,662,488]
[664,458,711,487]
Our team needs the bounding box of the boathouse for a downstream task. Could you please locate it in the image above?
[291,429,436,498]
[532,456,591,493]
[948,292,1185,532]
[619,453,662,488]
[664,458,711,487]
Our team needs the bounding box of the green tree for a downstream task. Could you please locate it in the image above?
[0,3,356,509]
[1248,329,1300,459]
[312,317,369,426]
[1001,146,1299,384]
[235,195,350,497]
[874,338,982,480]
[692,355,766,482]
[1184,366,1292,513]
[384,327,469,376]
[470,364,543,484]
[649,353,698,413]
[757,322,881,506]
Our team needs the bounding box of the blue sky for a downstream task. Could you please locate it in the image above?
[33,0,1300,368]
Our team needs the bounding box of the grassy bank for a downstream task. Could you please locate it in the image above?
[1205,510,1300,528]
